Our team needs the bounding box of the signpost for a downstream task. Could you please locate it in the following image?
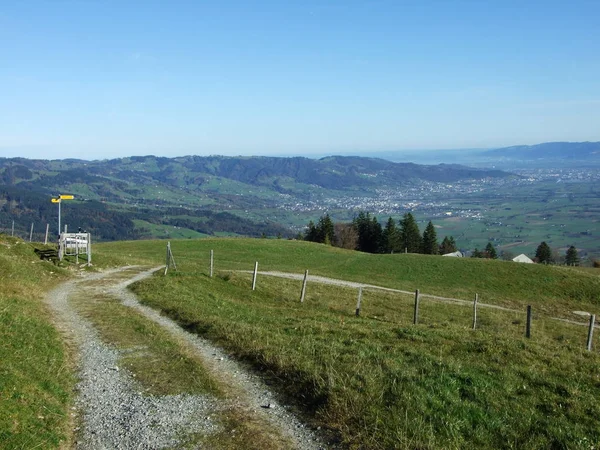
[51,194,75,237]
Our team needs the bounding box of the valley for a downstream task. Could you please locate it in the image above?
[1,146,599,261]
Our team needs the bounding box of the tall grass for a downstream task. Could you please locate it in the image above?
[116,238,600,449]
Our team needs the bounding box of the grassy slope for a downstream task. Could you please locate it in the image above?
[0,236,72,449]
[95,238,600,449]
[99,238,600,316]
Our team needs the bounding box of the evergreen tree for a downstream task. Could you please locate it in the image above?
[352,212,382,253]
[382,217,400,253]
[370,216,384,253]
[535,241,553,264]
[399,213,421,253]
[484,242,497,259]
[471,248,483,258]
[316,213,335,245]
[304,220,318,242]
[439,236,458,254]
[565,245,580,266]
[421,221,439,254]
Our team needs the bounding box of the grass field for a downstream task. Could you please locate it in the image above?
[3,233,599,449]
[93,238,600,449]
[0,236,73,448]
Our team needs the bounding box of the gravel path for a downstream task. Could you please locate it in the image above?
[45,266,326,449]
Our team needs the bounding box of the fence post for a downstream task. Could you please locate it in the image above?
[44,224,49,245]
[87,233,92,266]
[526,305,532,338]
[11,220,14,237]
[413,289,420,324]
[587,314,595,351]
[472,293,479,330]
[210,250,214,278]
[29,223,34,242]
[164,241,171,275]
[300,270,308,303]
[355,287,363,316]
[252,261,258,291]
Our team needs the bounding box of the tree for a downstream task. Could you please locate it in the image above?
[439,236,457,255]
[304,220,318,242]
[484,242,497,259]
[421,221,439,254]
[304,214,335,244]
[501,250,515,261]
[535,241,553,264]
[471,248,483,258]
[352,212,382,253]
[333,222,358,250]
[565,246,580,266]
[317,213,335,245]
[399,213,421,253]
[382,217,400,253]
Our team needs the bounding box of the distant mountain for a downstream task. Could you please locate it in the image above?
[0,155,512,191]
[483,141,600,161]
[0,154,515,241]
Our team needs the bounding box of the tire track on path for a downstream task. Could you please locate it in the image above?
[45,266,326,449]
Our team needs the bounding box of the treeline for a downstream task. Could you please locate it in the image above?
[304,212,459,255]
[304,213,585,266]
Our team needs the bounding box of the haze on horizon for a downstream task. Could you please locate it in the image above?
[1,1,599,161]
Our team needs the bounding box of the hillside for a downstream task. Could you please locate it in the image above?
[3,235,600,448]
[96,237,600,449]
[0,155,511,191]
[0,155,514,241]
[483,141,600,162]
[0,235,73,448]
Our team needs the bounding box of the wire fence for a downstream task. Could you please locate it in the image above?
[0,221,56,244]
[164,245,599,354]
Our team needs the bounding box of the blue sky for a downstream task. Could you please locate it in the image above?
[1,0,599,160]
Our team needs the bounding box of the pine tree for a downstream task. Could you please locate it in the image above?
[399,213,421,253]
[317,213,335,245]
[421,221,439,254]
[439,236,458,254]
[304,220,318,242]
[352,212,382,253]
[484,242,497,259]
[382,217,400,253]
[565,246,579,266]
[535,241,553,264]
[471,248,483,258]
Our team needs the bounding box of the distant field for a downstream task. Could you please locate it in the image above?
[95,238,600,449]
[430,181,600,258]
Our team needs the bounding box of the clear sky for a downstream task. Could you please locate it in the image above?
[1,0,599,160]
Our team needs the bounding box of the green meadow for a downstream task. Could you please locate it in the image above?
[0,236,73,448]
[2,234,599,449]
[96,238,600,449]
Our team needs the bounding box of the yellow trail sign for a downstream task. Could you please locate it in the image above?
[51,198,60,203]
[59,194,74,200]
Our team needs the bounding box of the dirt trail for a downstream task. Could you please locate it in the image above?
[45,266,325,449]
